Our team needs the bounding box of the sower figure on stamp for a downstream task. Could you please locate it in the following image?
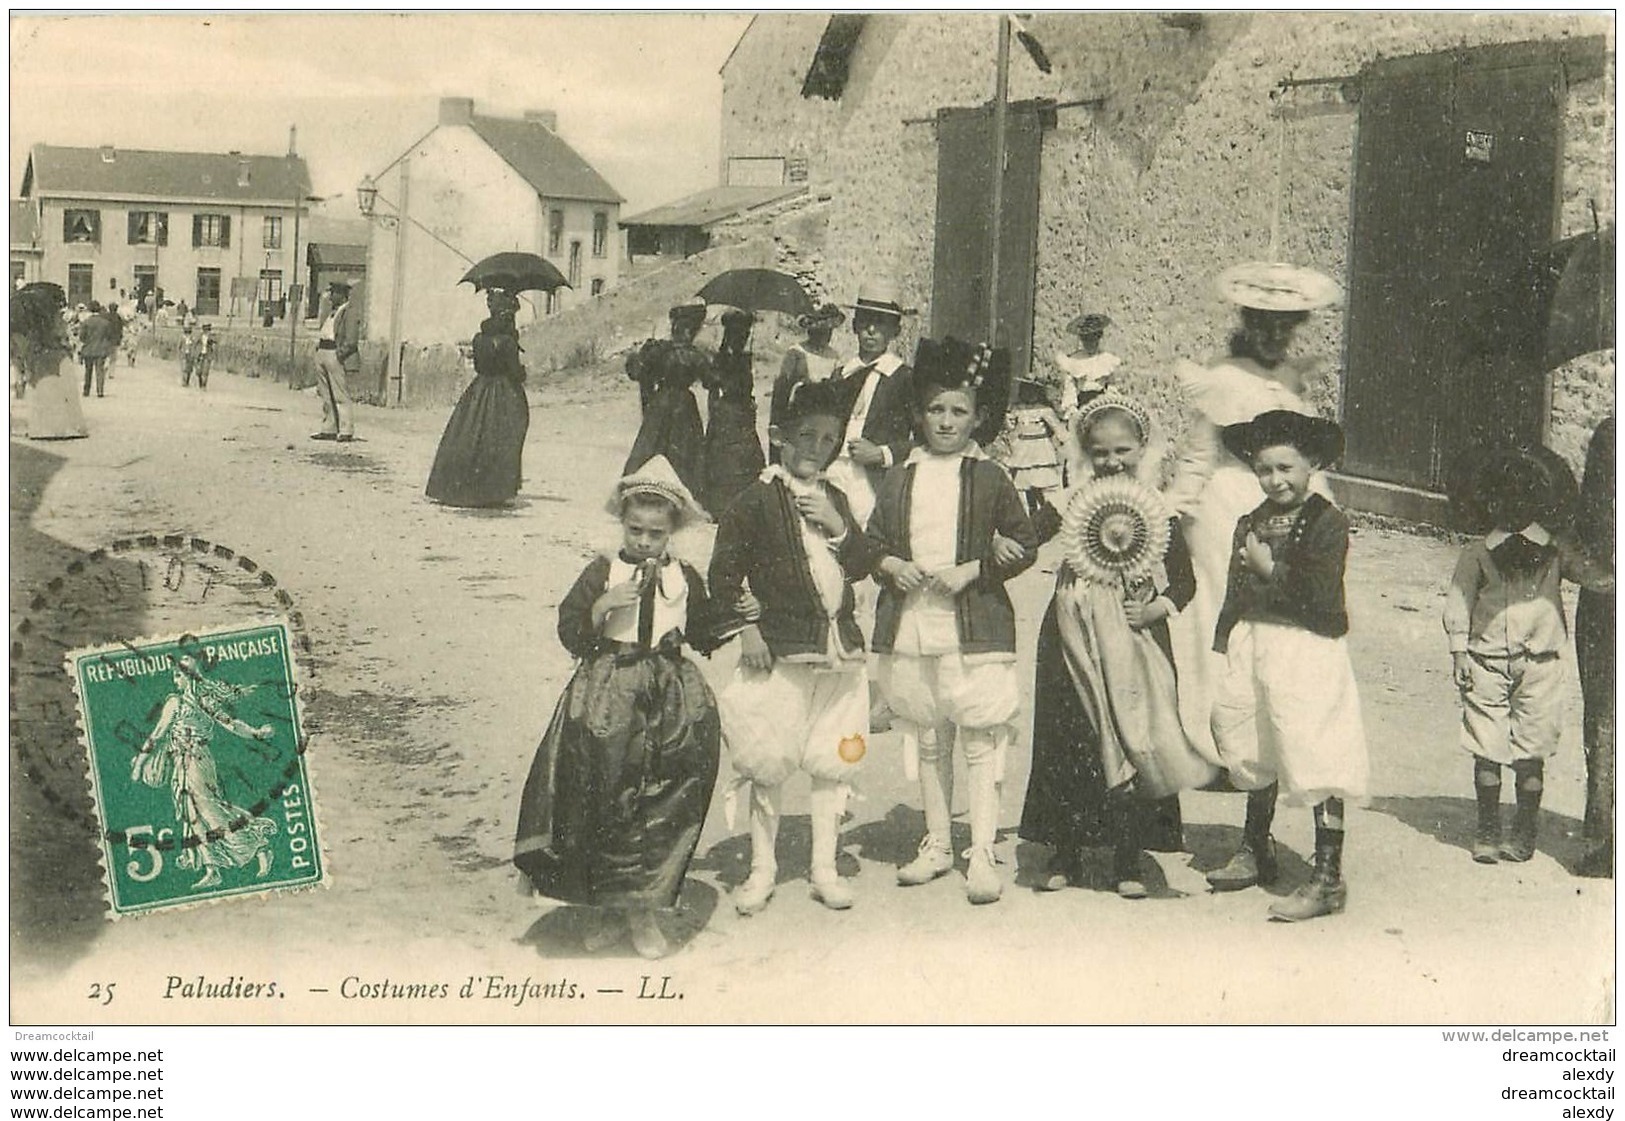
[312,280,359,442]
[131,655,279,891]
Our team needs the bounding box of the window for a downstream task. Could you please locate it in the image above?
[127,211,169,246]
[548,209,564,255]
[592,212,608,258]
[262,216,283,249]
[67,264,94,305]
[801,14,867,99]
[568,241,582,288]
[258,269,283,302]
[195,267,221,315]
[63,209,100,244]
[133,265,157,302]
[590,278,605,297]
[192,214,231,249]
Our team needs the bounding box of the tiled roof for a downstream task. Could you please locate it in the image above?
[467,115,623,205]
[621,184,804,229]
[23,144,311,205]
[10,200,41,248]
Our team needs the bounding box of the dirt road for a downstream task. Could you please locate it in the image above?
[9,356,1612,1024]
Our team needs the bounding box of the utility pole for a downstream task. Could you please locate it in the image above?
[385,154,411,405]
[986,13,1011,348]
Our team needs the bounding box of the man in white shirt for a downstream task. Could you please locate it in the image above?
[312,281,357,442]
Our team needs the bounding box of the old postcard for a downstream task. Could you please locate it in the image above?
[9,10,1614,1026]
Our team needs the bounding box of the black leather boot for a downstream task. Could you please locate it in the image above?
[1207,783,1279,891]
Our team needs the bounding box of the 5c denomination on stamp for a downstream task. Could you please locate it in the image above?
[67,621,324,917]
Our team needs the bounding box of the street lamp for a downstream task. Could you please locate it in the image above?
[356,176,378,219]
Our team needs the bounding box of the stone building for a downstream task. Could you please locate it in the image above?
[10,200,43,287]
[18,143,312,319]
[720,13,1614,517]
[362,97,624,350]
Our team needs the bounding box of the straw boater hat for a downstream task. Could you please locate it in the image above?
[1220,409,1346,468]
[1066,312,1113,338]
[1217,262,1342,312]
[607,455,709,526]
[850,279,907,321]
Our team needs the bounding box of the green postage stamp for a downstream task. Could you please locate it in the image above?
[67,622,324,917]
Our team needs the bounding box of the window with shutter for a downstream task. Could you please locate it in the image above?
[63,209,100,244]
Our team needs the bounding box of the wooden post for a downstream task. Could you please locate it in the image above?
[987,13,1011,347]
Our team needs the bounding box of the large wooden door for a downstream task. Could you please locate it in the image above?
[1343,44,1565,490]
[930,103,1043,379]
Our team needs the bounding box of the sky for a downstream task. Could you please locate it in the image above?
[9,12,755,217]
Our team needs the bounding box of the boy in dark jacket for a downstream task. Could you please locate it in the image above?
[709,379,874,915]
[867,337,1037,905]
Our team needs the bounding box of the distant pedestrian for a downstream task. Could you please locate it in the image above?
[513,456,720,960]
[1446,444,1612,867]
[425,289,530,508]
[700,307,766,517]
[768,302,846,462]
[1211,410,1367,922]
[78,300,115,398]
[13,282,87,439]
[179,322,199,387]
[194,323,217,389]
[311,281,358,441]
[621,299,709,496]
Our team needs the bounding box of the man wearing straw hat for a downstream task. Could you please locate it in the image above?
[827,279,916,529]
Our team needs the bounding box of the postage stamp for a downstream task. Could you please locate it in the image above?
[66,621,323,917]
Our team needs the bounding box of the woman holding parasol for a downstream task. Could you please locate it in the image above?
[426,286,531,508]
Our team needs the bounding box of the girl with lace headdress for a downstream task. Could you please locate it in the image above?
[1018,391,1214,898]
[130,656,278,890]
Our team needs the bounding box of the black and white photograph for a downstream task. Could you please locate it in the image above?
[7,8,1616,1071]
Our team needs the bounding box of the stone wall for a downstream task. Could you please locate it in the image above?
[721,12,1614,462]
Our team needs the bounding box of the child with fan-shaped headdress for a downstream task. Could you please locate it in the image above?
[1018,389,1215,899]
[866,336,1037,905]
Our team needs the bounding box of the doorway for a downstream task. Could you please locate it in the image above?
[929,101,1045,381]
[1341,39,1599,492]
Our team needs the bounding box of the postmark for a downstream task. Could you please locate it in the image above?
[66,621,323,917]
[10,533,323,919]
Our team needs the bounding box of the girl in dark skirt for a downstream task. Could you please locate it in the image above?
[701,308,767,517]
[1020,392,1214,897]
[426,290,530,507]
[513,456,720,958]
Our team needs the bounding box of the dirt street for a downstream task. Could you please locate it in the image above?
[9,355,1613,1024]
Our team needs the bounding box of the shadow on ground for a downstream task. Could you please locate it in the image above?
[517,878,720,961]
[1368,794,1592,874]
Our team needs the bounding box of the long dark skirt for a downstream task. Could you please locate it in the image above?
[1577,588,1615,842]
[624,387,705,502]
[426,374,529,507]
[1019,598,1184,854]
[702,397,765,517]
[514,645,721,909]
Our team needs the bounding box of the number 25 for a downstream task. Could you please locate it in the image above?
[88,983,116,1006]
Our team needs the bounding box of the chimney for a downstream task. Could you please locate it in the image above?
[288,125,298,156]
[98,145,115,164]
[523,109,558,132]
[439,97,476,127]
[234,153,250,187]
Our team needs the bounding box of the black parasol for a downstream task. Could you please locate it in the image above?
[696,269,815,318]
[459,252,570,294]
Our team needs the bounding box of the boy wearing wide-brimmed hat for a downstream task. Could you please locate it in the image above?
[827,280,917,528]
[1445,444,1613,866]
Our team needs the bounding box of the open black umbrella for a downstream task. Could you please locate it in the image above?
[459,252,570,294]
[696,269,814,318]
[1542,224,1614,370]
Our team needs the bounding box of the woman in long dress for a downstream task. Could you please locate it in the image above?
[623,301,710,498]
[700,308,766,516]
[12,283,88,440]
[130,656,279,890]
[426,290,531,508]
[1162,262,1341,891]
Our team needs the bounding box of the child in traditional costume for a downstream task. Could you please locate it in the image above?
[1209,410,1367,922]
[513,456,720,959]
[990,377,1068,516]
[868,337,1037,904]
[710,379,872,914]
[1020,392,1214,898]
[1444,445,1612,864]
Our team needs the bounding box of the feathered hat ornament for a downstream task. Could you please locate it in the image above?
[1060,475,1172,585]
